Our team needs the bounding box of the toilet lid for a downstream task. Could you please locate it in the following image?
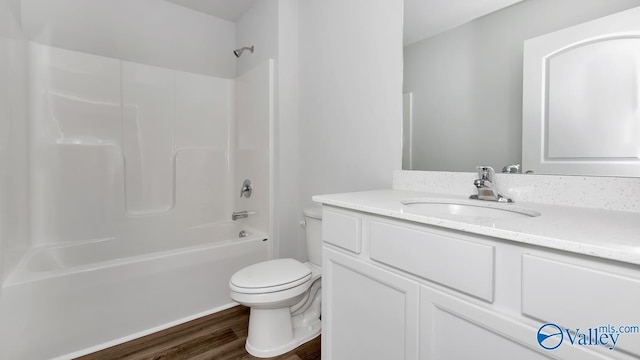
[230,258,312,294]
[303,206,322,220]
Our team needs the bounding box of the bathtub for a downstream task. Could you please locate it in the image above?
[0,222,270,359]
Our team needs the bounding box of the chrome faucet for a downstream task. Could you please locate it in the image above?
[501,163,521,174]
[232,210,255,221]
[470,166,513,203]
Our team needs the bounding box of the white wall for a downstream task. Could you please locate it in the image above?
[298,0,403,206]
[21,0,236,78]
[235,0,278,77]
[0,0,29,285]
[237,0,403,261]
[404,0,640,172]
[274,0,303,260]
[236,0,403,262]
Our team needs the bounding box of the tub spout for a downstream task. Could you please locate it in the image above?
[232,210,255,221]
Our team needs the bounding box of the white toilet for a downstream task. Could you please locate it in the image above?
[229,206,322,358]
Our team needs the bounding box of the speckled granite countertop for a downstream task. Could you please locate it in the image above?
[313,189,640,266]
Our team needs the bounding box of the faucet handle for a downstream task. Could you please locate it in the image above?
[501,164,521,174]
[475,165,495,181]
[240,179,252,198]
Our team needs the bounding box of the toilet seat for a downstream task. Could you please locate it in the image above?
[230,258,312,294]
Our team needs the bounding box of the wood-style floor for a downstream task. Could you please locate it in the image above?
[76,306,321,360]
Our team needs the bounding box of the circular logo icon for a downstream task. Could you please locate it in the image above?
[537,323,564,350]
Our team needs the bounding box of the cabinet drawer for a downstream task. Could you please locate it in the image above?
[322,208,362,254]
[522,254,640,355]
[369,220,495,302]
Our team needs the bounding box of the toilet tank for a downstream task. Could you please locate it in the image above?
[303,206,323,266]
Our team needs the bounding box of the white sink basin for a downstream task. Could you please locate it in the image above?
[401,198,541,219]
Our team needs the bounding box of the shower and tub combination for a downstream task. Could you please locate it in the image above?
[0,42,274,359]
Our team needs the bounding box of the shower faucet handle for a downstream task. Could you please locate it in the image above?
[240,179,252,198]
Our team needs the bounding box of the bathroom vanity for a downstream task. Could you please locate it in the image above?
[313,179,640,360]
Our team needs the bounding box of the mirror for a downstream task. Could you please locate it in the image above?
[402,0,640,175]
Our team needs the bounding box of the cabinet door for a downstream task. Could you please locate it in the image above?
[521,254,640,357]
[323,248,420,360]
[420,285,608,360]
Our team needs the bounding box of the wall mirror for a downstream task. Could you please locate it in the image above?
[402,0,640,176]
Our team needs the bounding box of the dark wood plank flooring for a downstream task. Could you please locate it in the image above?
[76,306,321,360]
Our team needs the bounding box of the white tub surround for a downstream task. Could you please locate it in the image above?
[0,0,29,289]
[0,43,274,360]
[314,172,640,359]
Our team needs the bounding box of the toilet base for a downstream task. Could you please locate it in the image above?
[245,308,322,358]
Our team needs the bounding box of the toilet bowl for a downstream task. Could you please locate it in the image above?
[229,207,323,358]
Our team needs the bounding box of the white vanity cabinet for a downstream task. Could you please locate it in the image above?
[321,205,640,360]
[323,248,420,359]
[322,207,420,359]
[419,285,556,360]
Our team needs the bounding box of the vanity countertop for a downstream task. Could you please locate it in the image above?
[312,189,640,266]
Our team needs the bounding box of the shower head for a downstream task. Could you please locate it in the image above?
[233,46,254,58]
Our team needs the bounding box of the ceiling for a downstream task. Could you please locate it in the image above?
[403,0,523,45]
[164,0,258,21]
[164,0,522,45]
